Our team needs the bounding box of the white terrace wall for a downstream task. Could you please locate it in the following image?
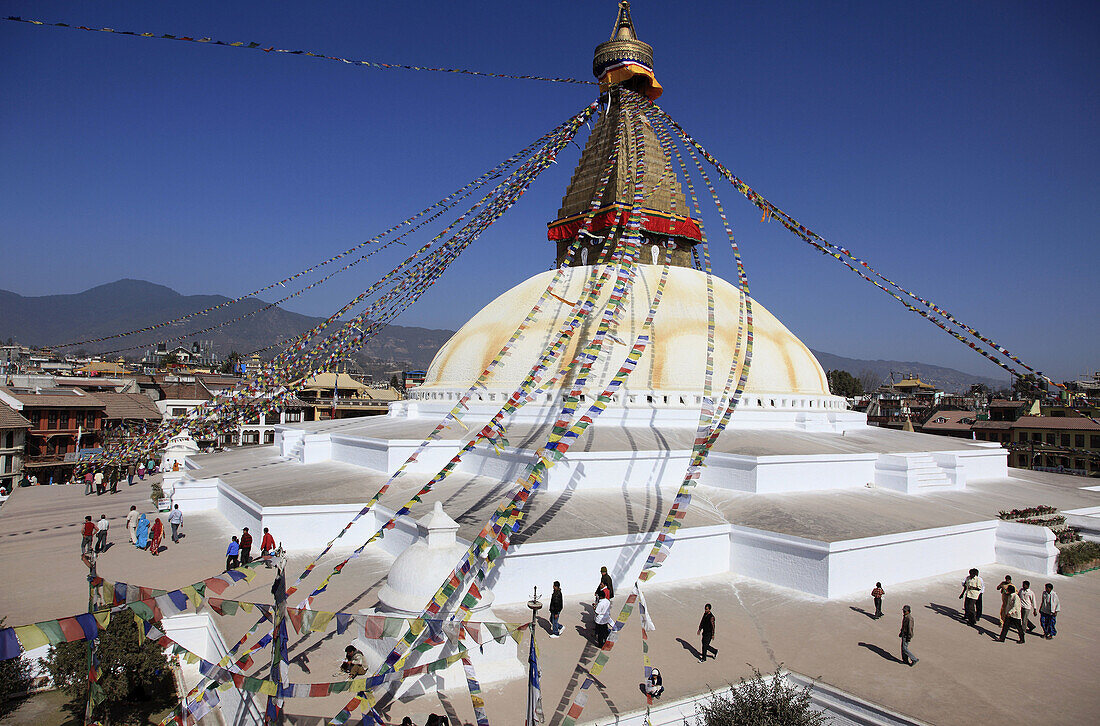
[487,524,730,604]
[994,520,1057,576]
[163,612,262,724]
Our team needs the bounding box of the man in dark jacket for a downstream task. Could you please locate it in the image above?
[900,605,918,666]
[239,527,253,564]
[697,604,718,661]
[549,581,563,637]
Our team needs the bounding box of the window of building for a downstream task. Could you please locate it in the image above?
[264,430,275,444]
[1075,434,1085,448]
[265,412,280,425]
[47,411,58,430]
[1045,433,1055,445]
[285,411,301,423]
[1091,436,1100,449]
[172,408,188,417]
[1031,432,1042,442]
[3,432,12,448]
[1060,433,1070,446]
[1017,431,1028,442]
[1016,454,1027,466]
[1,455,9,473]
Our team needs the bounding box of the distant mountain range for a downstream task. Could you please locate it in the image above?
[0,279,1007,391]
[0,280,451,370]
[809,350,1007,393]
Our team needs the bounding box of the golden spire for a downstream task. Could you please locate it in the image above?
[593,1,661,100]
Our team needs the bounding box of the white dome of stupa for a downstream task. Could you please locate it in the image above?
[418,265,833,400]
[377,501,495,614]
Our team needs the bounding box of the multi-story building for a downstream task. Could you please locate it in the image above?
[0,402,31,492]
[0,386,105,484]
[97,391,166,451]
[1007,415,1100,476]
[296,372,402,421]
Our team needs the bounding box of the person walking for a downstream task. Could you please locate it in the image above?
[697,604,718,661]
[150,517,164,556]
[126,505,139,544]
[899,605,918,665]
[1018,580,1038,635]
[84,470,94,496]
[260,527,276,566]
[135,513,150,549]
[997,584,1025,643]
[996,574,1013,626]
[127,463,136,486]
[1039,583,1059,639]
[94,469,104,496]
[95,513,109,553]
[871,582,885,618]
[959,568,984,627]
[109,468,118,494]
[137,462,146,480]
[593,592,612,646]
[239,527,253,565]
[81,515,97,555]
[226,536,240,570]
[168,504,184,543]
[549,580,563,637]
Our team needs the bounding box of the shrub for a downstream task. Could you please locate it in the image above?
[691,667,829,726]
[149,481,165,505]
[0,617,35,717]
[998,505,1057,520]
[1057,541,1100,574]
[46,612,175,724]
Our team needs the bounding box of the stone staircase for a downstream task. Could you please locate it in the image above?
[875,452,953,493]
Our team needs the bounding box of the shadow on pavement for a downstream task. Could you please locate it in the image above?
[857,641,904,663]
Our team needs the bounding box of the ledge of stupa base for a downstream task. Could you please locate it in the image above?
[264,415,1007,496]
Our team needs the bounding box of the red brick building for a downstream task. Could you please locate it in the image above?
[0,386,105,484]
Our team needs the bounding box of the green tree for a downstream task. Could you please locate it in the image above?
[826,369,862,398]
[389,374,401,390]
[0,617,35,717]
[220,350,243,374]
[693,667,829,726]
[160,351,181,368]
[46,612,175,724]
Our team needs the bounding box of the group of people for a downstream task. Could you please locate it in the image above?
[79,459,161,495]
[866,568,1064,666]
[959,569,1060,641]
[226,526,277,570]
[124,503,184,555]
[80,514,111,555]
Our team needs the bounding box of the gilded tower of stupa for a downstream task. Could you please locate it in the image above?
[547,1,702,268]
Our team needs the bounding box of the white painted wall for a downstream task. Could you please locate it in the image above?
[994,520,1057,576]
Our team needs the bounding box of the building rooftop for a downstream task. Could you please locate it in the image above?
[94,391,163,421]
[1011,415,1100,431]
[919,409,976,433]
[0,386,104,408]
[0,401,32,429]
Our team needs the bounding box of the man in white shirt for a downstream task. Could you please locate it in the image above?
[126,505,140,544]
[959,568,984,627]
[1039,583,1060,639]
[95,514,109,553]
[593,594,612,646]
[1017,580,1039,634]
[168,504,184,543]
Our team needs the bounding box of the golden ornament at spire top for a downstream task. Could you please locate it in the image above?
[593,1,661,100]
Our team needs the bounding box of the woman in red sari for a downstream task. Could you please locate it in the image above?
[150,517,164,556]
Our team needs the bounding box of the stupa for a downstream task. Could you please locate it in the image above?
[173,0,1096,645]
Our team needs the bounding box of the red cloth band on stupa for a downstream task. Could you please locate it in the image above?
[547,205,701,242]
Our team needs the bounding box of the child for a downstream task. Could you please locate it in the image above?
[871,582,885,619]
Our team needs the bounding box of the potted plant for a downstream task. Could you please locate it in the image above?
[150,481,171,512]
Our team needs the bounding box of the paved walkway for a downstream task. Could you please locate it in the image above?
[3,483,1098,725]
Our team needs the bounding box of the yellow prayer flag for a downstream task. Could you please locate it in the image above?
[14,625,50,651]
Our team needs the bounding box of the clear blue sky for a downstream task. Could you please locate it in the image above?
[1,1,1096,381]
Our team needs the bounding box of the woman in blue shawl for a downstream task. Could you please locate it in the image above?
[135,513,150,549]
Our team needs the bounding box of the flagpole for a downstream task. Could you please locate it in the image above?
[526,586,542,726]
